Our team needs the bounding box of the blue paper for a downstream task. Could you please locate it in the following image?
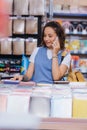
[21,55,30,75]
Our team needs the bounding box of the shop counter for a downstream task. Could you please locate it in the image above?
[39,117,87,130]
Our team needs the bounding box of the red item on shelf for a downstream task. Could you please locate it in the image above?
[71,55,80,69]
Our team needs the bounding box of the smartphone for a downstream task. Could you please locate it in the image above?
[53,37,58,44]
[52,36,60,49]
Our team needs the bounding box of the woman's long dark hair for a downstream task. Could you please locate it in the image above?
[41,21,66,50]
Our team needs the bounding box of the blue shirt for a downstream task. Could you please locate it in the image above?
[32,47,63,83]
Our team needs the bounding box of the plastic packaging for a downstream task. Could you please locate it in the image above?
[21,55,30,75]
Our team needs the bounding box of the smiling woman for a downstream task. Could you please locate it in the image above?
[12,21,71,83]
[0,0,9,37]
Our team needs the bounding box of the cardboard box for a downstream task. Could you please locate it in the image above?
[53,0,71,5]
[53,0,87,6]
[79,0,87,6]
[71,0,87,6]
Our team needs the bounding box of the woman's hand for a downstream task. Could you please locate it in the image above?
[11,75,23,81]
[52,37,60,56]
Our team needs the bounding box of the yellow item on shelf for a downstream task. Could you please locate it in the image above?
[73,95,87,118]
[70,40,80,51]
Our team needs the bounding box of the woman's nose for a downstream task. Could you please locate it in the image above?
[45,37,49,41]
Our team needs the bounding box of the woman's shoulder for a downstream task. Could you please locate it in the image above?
[32,47,41,54]
[61,50,71,69]
[32,46,45,56]
[29,47,39,62]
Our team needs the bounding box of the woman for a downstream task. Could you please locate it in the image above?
[12,21,71,83]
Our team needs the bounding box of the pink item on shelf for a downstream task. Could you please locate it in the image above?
[62,21,71,34]
[0,94,7,112]
[13,88,32,93]
[19,81,36,86]
[0,0,9,37]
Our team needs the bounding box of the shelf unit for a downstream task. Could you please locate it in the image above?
[47,12,87,77]
[0,15,42,78]
[10,15,42,46]
[0,0,87,78]
[0,0,43,78]
[48,13,87,19]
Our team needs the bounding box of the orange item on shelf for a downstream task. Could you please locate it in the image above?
[55,19,63,25]
[71,55,80,69]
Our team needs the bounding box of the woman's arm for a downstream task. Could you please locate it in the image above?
[24,62,34,80]
[52,57,68,81]
[11,62,34,81]
[11,47,39,81]
[51,37,70,81]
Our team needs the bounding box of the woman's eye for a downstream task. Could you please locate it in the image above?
[48,35,52,38]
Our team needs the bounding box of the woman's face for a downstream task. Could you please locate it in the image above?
[43,27,57,49]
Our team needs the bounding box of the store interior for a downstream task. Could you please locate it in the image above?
[0,0,87,79]
[0,0,87,130]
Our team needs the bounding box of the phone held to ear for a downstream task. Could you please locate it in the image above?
[53,37,58,43]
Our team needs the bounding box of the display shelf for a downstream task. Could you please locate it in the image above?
[71,52,87,55]
[54,13,87,19]
[0,82,87,129]
[0,14,42,75]
[0,0,43,76]
[0,54,22,59]
[12,34,38,39]
[0,54,21,76]
[47,12,87,19]
[66,34,87,36]
[47,10,87,77]
[11,15,42,46]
